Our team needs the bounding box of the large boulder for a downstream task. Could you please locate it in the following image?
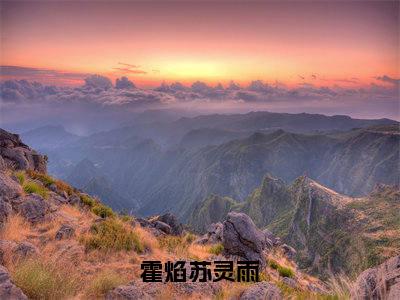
[222,212,266,267]
[351,255,400,300]
[12,242,38,259]
[155,213,183,235]
[0,265,28,299]
[0,129,46,173]
[153,221,172,235]
[0,173,22,202]
[240,282,282,300]
[15,194,51,223]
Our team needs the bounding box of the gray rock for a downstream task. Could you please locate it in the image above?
[0,172,22,201]
[263,229,279,247]
[351,255,400,300]
[153,221,172,234]
[155,213,183,235]
[281,244,297,260]
[240,282,282,300]
[207,222,223,243]
[48,193,68,206]
[15,194,51,223]
[68,195,82,206]
[0,265,28,299]
[55,224,75,240]
[106,281,161,300]
[0,129,47,173]
[13,242,38,258]
[222,212,266,267]
[0,198,12,226]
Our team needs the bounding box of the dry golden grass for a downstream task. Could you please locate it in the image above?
[0,214,32,242]
[85,270,128,298]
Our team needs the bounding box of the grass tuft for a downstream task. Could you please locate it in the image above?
[86,270,127,297]
[26,170,55,187]
[80,194,95,208]
[12,259,79,300]
[278,265,295,278]
[23,181,48,199]
[209,243,224,255]
[81,218,143,253]
[14,170,26,185]
[91,203,115,218]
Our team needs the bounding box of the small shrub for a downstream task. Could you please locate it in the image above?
[184,232,196,244]
[86,270,127,297]
[209,243,224,255]
[12,260,79,300]
[80,194,95,208]
[82,218,143,253]
[26,170,55,187]
[268,259,279,270]
[278,265,294,278]
[120,214,133,222]
[14,170,26,185]
[54,180,74,196]
[92,204,115,218]
[159,236,188,255]
[23,181,48,199]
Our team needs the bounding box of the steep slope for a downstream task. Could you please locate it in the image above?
[139,130,335,219]
[318,128,400,195]
[189,175,400,278]
[0,128,335,300]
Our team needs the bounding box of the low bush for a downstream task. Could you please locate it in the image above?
[26,170,55,187]
[184,232,196,244]
[54,180,74,196]
[209,243,224,255]
[81,218,143,253]
[268,259,279,270]
[80,194,95,208]
[23,181,48,199]
[86,270,127,297]
[12,259,79,300]
[277,265,294,278]
[159,236,189,255]
[92,203,115,218]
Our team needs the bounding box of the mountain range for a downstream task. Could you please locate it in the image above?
[20,111,399,222]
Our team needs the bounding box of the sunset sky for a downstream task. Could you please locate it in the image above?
[1,1,399,88]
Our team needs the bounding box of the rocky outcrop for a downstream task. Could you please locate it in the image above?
[0,129,46,173]
[55,224,75,240]
[222,212,267,267]
[0,265,27,299]
[196,222,224,244]
[135,213,184,236]
[106,281,162,300]
[351,255,400,300]
[154,213,183,235]
[0,173,22,202]
[240,282,282,300]
[14,194,52,223]
[13,242,38,259]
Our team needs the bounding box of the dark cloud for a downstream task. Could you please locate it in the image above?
[115,76,135,89]
[0,65,89,83]
[375,75,400,85]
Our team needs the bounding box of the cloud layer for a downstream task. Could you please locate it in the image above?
[1,74,399,121]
